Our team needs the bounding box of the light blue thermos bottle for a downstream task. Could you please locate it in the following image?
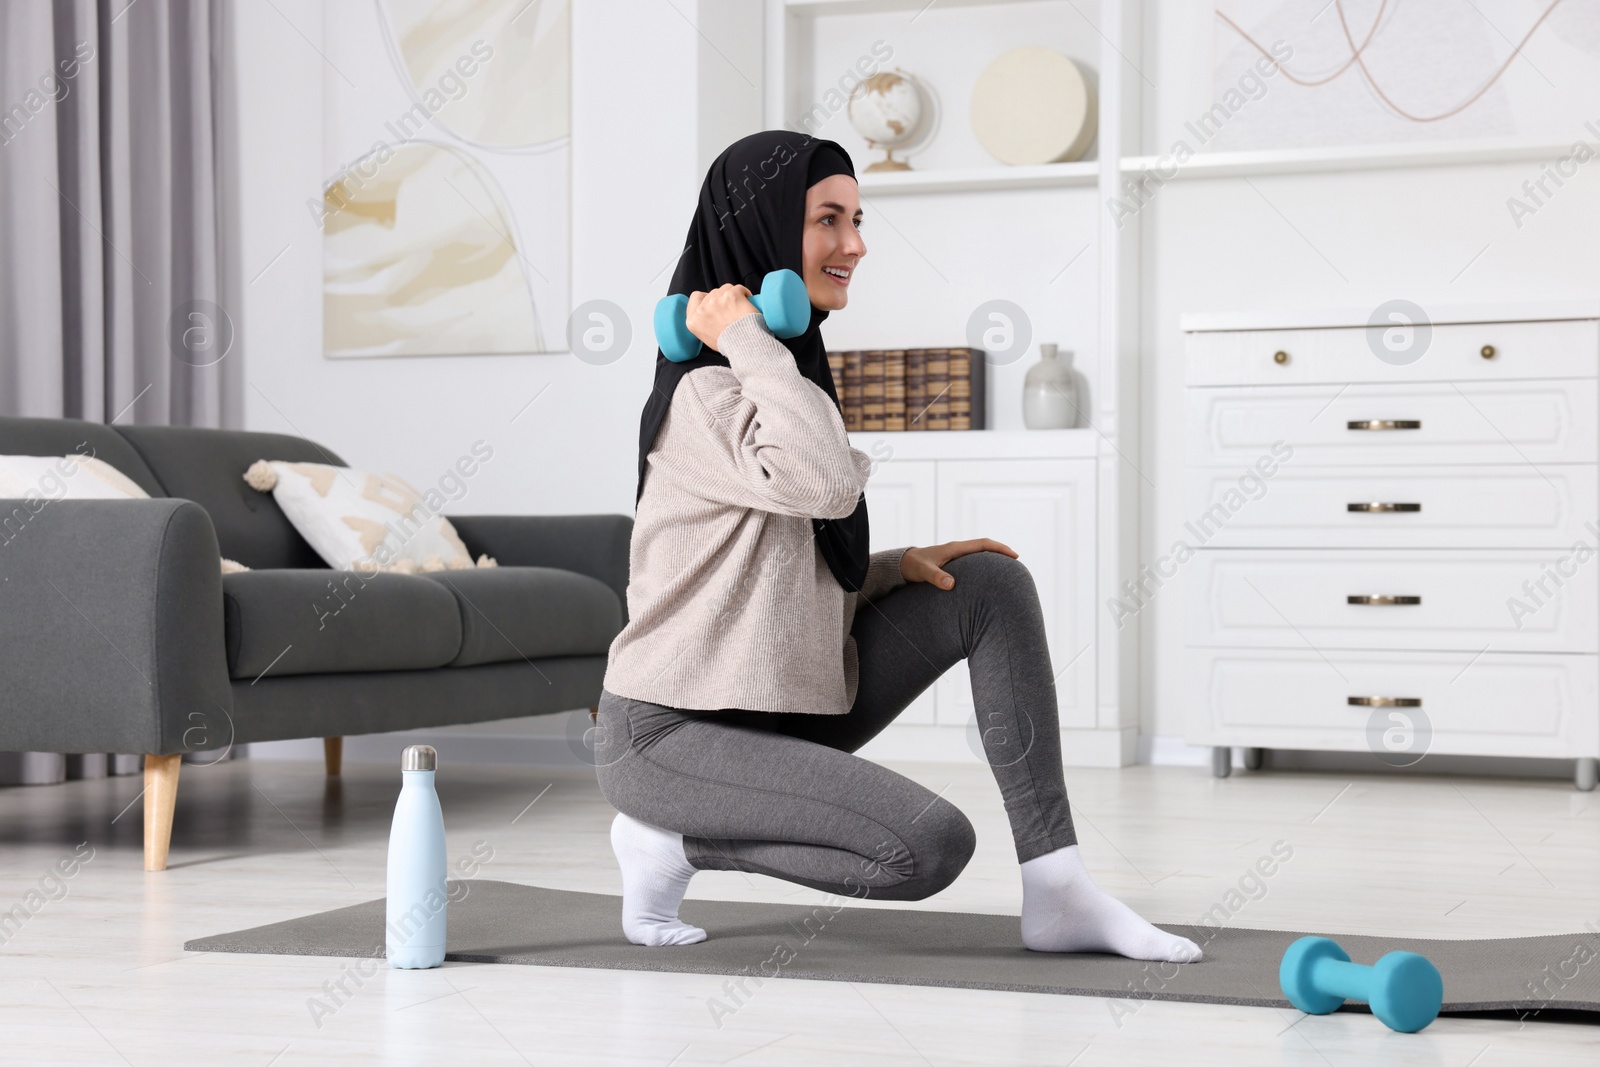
[386,744,447,969]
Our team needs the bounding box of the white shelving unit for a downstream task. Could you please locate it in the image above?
[766,0,1144,766]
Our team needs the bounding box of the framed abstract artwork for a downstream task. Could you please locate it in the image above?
[320,0,570,357]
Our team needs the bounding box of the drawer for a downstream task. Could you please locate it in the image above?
[1184,465,1598,549]
[1186,380,1597,467]
[1186,319,1599,386]
[1185,647,1599,758]
[1187,549,1599,653]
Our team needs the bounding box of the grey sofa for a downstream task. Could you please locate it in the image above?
[0,416,630,869]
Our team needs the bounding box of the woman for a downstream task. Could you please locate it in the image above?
[595,131,1199,964]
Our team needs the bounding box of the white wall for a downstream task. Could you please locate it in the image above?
[697,0,765,175]
[229,0,724,522]
[228,1,1600,765]
[229,0,762,762]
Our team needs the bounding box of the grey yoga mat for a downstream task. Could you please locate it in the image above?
[185,880,1600,1017]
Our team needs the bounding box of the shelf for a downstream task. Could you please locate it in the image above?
[1180,299,1600,333]
[855,138,1550,194]
[785,0,1056,15]
[857,160,1099,195]
[1123,137,1574,182]
[847,427,1097,460]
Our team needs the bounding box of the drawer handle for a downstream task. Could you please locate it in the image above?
[1347,595,1421,606]
[1481,344,1496,359]
[1347,419,1421,431]
[1348,696,1422,708]
[1273,350,1289,364]
[1348,502,1421,513]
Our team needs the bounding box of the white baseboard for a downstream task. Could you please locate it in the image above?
[1138,735,1582,781]
[1138,734,1220,767]
[248,710,597,769]
[1067,726,1139,768]
[852,725,974,764]
[856,725,1136,768]
[249,727,1583,782]
[251,719,1142,769]
[250,733,594,768]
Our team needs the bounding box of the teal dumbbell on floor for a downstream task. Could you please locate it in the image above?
[654,269,811,363]
[1279,936,1443,1033]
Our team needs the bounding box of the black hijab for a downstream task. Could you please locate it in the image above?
[634,131,871,592]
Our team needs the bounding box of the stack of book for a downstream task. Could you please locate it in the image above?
[825,347,987,431]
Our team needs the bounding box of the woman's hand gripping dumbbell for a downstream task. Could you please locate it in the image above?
[654,268,812,363]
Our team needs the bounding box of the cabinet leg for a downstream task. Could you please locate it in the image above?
[1243,747,1265,772]
[1577,758,1598,793]
[1211,746,1233,779]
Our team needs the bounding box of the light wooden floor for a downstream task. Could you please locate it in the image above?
[0,755,1595,1065]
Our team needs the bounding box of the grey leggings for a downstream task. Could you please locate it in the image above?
[593,550,1077,901]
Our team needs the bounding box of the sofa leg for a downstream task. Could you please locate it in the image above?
[143,754,182,871]
[324,736,343,777]
[589,705,598,723]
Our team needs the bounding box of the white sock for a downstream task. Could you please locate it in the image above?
[1019,845,1202,962]
[610,812,706,947]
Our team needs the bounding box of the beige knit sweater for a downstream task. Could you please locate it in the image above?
[602,312,909,714]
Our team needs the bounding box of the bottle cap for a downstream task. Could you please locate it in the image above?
[402,744,437,771]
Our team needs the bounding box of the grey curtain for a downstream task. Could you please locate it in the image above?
[0,0,226,427]
[1,0,227,786]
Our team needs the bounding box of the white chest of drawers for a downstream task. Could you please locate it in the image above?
[1181,303,1600,790]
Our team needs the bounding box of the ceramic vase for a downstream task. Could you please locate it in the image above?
[1022,344,1077,429]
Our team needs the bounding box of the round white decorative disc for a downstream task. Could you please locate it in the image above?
[970,47,1096,166]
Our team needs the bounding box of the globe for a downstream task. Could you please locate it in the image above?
[847,70,927,172]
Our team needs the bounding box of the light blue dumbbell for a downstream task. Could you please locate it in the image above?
[654,268,811,363]
[1279,936,1443,1033]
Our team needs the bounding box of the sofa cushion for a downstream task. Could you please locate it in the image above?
[421,567,623,667]
[222,570,462,679]
[116,425,347,570]
[0,416,164,496]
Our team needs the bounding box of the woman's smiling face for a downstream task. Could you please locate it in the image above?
[802,174,866,312]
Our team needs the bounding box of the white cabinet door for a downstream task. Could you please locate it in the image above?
[933,459,1097,730]
[862,458,938,724]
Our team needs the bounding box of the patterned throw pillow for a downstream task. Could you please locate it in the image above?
[0,453,150,500]
[243,460,496,574]
[0,453,249,572]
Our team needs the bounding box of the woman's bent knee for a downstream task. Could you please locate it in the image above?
[897,803,977,901]
[947,549,1035,597]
